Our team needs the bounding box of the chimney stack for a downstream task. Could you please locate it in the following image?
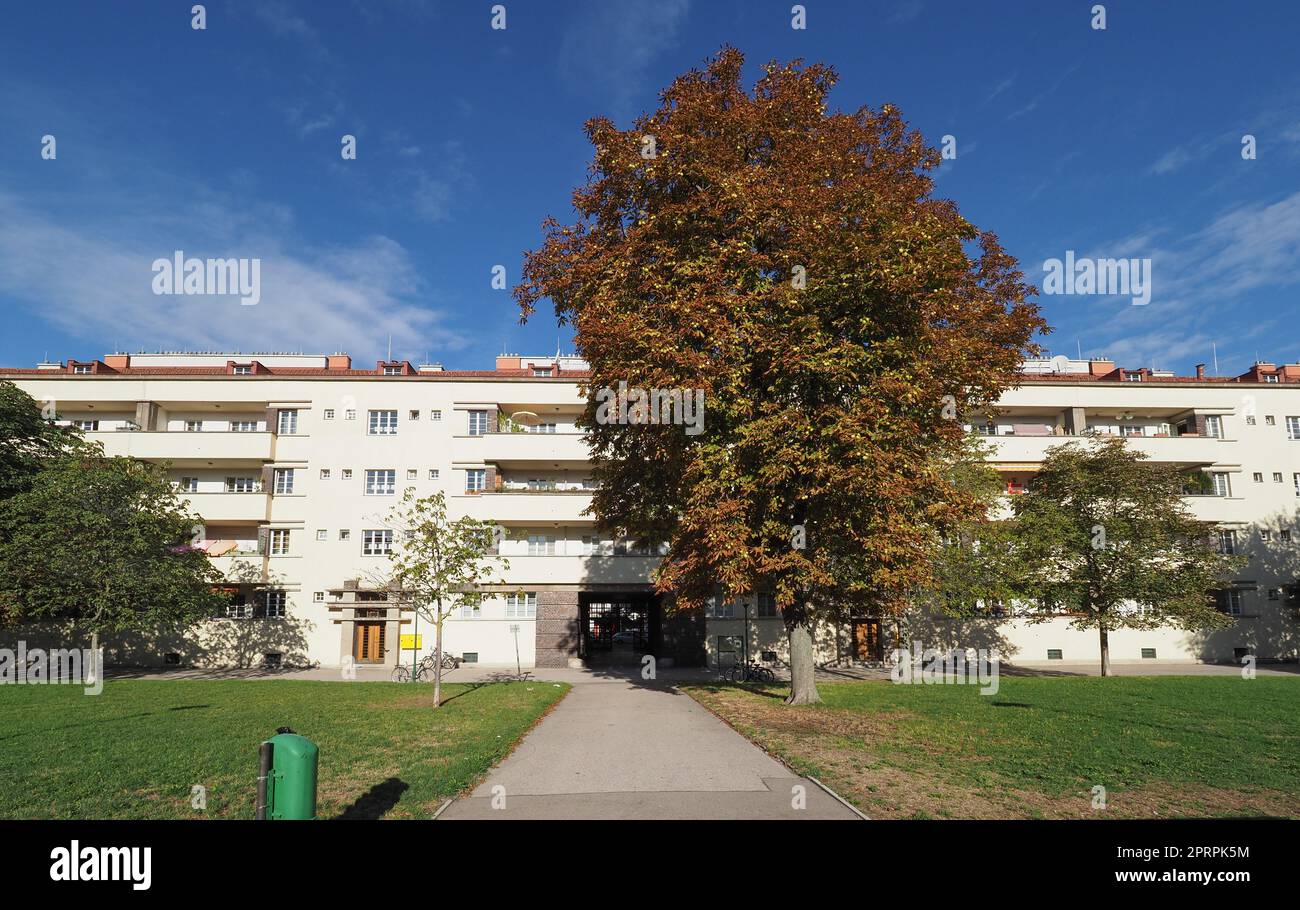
[1195,363,1206,380]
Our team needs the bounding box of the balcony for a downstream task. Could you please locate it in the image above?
[497,554,661,585]
[180,491,267,522]
[454,489,594,524]
[451,431,589,467]
[88,430,273,465]
[986,433,1231,467]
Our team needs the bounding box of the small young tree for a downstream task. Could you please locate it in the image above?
[383,489,508,707]
[0,454,229,665]
[1005,437,1246,675]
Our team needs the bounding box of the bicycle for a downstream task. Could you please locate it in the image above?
[725,660,776,684]
[391,650,461,682]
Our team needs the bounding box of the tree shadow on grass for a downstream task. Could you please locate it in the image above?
[334,777,409,819]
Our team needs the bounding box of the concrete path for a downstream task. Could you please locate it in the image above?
[438,670,862,820]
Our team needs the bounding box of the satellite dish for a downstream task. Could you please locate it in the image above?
[1050,354,1071,373]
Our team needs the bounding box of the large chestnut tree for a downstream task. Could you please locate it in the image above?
[515,49,1045,703]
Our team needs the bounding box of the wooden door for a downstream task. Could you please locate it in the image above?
[852,620,881,661]
[354,622,385,663]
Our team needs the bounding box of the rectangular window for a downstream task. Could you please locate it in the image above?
[316,529,327,541]
[1141,648,1156,659]
[73,365,92,375]
[1295,473,1300,496]
[178,477,199,493]
[383,365,402,375]
[1121,425,1144,437]
[527,423,557,434]
[1217,529,1237,555]
[1266,416,1276,426]
[277,410,298,435]
[468,410,488,436]
[1247,416,1257,425]
[527,534,555,556]
[1253,472,1264,483]
[368,410,398,435]
[230,420,257,432]
[362,530,393,556]
[320,468,331,480]
[233,365,252,375]
[260,590,287,619]
[339,529,351,541]
[226,476,258,493]
[1217,589,1243,615]
[273,468,295,495]
[226,597,253,619]
[342,469,353,480]
[268,529,290,555]
[365,469,396,495]
[466,468,486,493]
[1274,473,1284,483]
[185,420,203,432]
[1261,530,1272,541]
[756,593,778,618]
[408,410,420,421]
[581,535,599,556]
[1203,415,1222,438]
[1287,417,1300,440]
[428,469,440,480]
[73,419,99,431]
[1265,374,1280,383]
[460,604,481,619]
[406,469,417,480]
[345,409,356,421]
[1211,473,1231,497]
[706,596,735,619]
[527,478,557,491]
[431,410,442,421]
[1282,530,1293,542]
[1047,649,1063,660]
[533,367,553,377]
[505,592,537,619]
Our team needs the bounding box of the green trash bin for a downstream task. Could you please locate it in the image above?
[259,727,318,820]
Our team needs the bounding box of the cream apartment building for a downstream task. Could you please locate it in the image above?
[2,351,1298,670]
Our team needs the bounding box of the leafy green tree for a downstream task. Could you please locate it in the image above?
[0,454,229,659]
[515,48,1045,703]
[0,380,83,502]
[1005,437,1246,675]
[381,489,509,707]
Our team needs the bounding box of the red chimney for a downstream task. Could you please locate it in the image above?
[1195,363,1205,380]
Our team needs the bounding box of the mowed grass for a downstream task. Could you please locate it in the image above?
[0,679,568,819]
[685,676,1300,819]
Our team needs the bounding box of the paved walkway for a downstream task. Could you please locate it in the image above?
[438,670,862,820]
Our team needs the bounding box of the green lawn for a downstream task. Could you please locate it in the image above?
[0,679,568,819]
[686,676,1300,819]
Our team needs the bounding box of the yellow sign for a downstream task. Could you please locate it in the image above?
[400,634,423,650]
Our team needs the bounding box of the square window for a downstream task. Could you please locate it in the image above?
[428,469,439,480]
[342,469,353,480]
[316,529,327,541]
[1282,530,1293,542]
[323,409,335,420]
[409,410,420,420]
[1247,416,1257,425]
[345,410,357,421]
[1253,473,1264,483]
[313,592,325,603]
[431,410,442,421]
[1274,473,1284,483]
[320,468,331,480]
[406,469,417,480]
[1265,416,1276,426]
[756,593,778,618]
[362,529,393,556]
[178,477,199,493]
[185,420,203,432]
[339,529,351,541]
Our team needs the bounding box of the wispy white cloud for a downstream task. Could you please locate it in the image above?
[248,1,331,59]
[889,0,924,24]
[558,0,692,117]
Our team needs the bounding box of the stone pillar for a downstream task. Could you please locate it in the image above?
[535,590,581,667]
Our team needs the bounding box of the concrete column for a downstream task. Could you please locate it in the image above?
[535,589,580,667]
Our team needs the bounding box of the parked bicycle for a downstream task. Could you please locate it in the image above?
[725,660,776,684]
[391,650,461,682]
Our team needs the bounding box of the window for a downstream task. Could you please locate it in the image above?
[505,592,537,618]
[431,409,442,421]
[1046,649,1063,660]
[1287,417,1300,440]
[73,365,91,375]
[1005,478,1026,495]
[428,469,439,480]
[1282,530,1293,542]
[226,476,258,493]
[1265,374,1280,383]
[233,365,252,375]
[368,410,398,435]
[1274,473,1284,483]
[1265,415,1275,426]
[527,478,556,491]
[1253,472,1264,483]
[468,410,488,436]
[533,367,553,377]
[185,420,203,432]
[362,530,393,555]
[268,529,290,555]
[383,365,402,376]
[1247,416,1257,426]
[1121,425,1144,437]
[178,477,199,493]
[365,469,396,495]
[277,410,298,434]
[260,590,287,619]
[406,469,417,480]
[73,419,99,431]
[756,593,777,618]
[527,534,555,556]
[1261,530,1272,541]
[527,422,557,434]
[408,410,420,420]
[342,469,353,480]
[460,604,481,619]
[316,529,327,541]
[1217,589,1243,615]
[273,468,295,495]
[1269,589,1280,601]
[1203,415,1222,438]
[320,468,331,480]
[1216,529,1237,555]
[339,529,351,541]
[226,598,253,619]
[1141,648,1157,659]
[230,420,257,432]
[706,596,735,619]
[1211,473,1231,497]
[1123,372,1142,382]
[345,409,356,421]
[323,409,335,420]
[313,592,325,603]
[1295,474,1300,496]
[466,468,486,493]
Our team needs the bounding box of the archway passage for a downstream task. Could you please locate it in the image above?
[579,592,661,666]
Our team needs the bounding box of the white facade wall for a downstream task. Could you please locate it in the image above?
[5,356,1300,668]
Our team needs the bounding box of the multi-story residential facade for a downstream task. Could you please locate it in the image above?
[2,351,1298,670]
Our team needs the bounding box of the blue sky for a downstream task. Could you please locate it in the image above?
[1,0,1297,374]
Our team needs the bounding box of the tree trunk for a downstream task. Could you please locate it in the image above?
[433,615,444,708]
[785,607,822,705]
[1099,624,1110,678]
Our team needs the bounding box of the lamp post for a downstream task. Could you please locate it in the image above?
[509,623,521,679]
